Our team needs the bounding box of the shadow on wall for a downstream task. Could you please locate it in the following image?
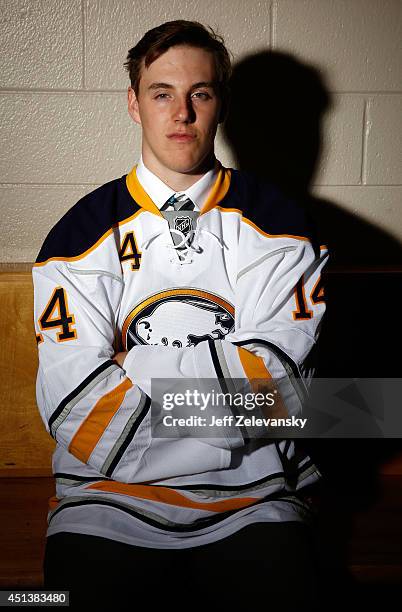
[223,50,402,601]
[223,50,402,266]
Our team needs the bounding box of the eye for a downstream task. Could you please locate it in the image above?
[155,93,169,99]
[192,92,211,99]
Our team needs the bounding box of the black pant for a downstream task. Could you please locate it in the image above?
[43,522,323,610]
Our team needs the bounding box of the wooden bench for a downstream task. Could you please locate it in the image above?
[0,266,55,587]
[0,265,401,591]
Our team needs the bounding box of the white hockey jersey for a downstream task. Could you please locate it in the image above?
[33,161,329,548]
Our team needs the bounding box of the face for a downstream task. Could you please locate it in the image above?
[127,45,223,176]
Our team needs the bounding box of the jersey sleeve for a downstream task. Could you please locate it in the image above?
[33,247,236,484]
[123,222,329,446]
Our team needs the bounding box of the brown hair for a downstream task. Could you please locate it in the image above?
[124,20,232,109]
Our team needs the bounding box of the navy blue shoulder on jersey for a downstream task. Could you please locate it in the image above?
[219,169,320,252]
[36,176,140,263]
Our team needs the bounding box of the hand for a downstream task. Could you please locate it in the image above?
[113,351,128,368]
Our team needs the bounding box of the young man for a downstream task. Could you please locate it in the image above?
[34,20,328,609]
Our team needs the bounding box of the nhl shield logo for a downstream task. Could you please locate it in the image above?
[174,216,192,236]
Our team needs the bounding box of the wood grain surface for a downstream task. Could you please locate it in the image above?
[0,271,55,476]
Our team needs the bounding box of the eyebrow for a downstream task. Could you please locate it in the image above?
[147,81,216,91]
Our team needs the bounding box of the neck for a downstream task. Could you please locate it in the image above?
[142,151,216,191]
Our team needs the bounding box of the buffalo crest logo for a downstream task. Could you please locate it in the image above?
[122,289,235,350]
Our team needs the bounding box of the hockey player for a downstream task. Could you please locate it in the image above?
[34,19,328,609]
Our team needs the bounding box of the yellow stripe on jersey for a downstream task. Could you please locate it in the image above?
[237,347,289,418]
[48,495,60,510]
[69,378,133,463]
[241,215,311,242]
[200,166,232,214]
[33,209,145,267]
[85,481,258,512]
[238,346,271,382]
[214,207,324,244]
[126,166,163,217]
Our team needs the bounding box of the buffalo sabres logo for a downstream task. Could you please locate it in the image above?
[174,216,192,236]
[122,289,235,350]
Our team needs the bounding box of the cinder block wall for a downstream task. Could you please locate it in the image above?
[0,0,401,262]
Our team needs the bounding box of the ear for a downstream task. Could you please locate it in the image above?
[128,86,141,125]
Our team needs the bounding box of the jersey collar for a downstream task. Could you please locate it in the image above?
[126,160,231,217]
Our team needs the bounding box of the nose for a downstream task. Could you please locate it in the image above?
[174,95,195,123]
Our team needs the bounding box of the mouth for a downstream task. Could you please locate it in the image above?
[167,133,196,142]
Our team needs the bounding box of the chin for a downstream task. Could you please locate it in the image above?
[163,152,209,174]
